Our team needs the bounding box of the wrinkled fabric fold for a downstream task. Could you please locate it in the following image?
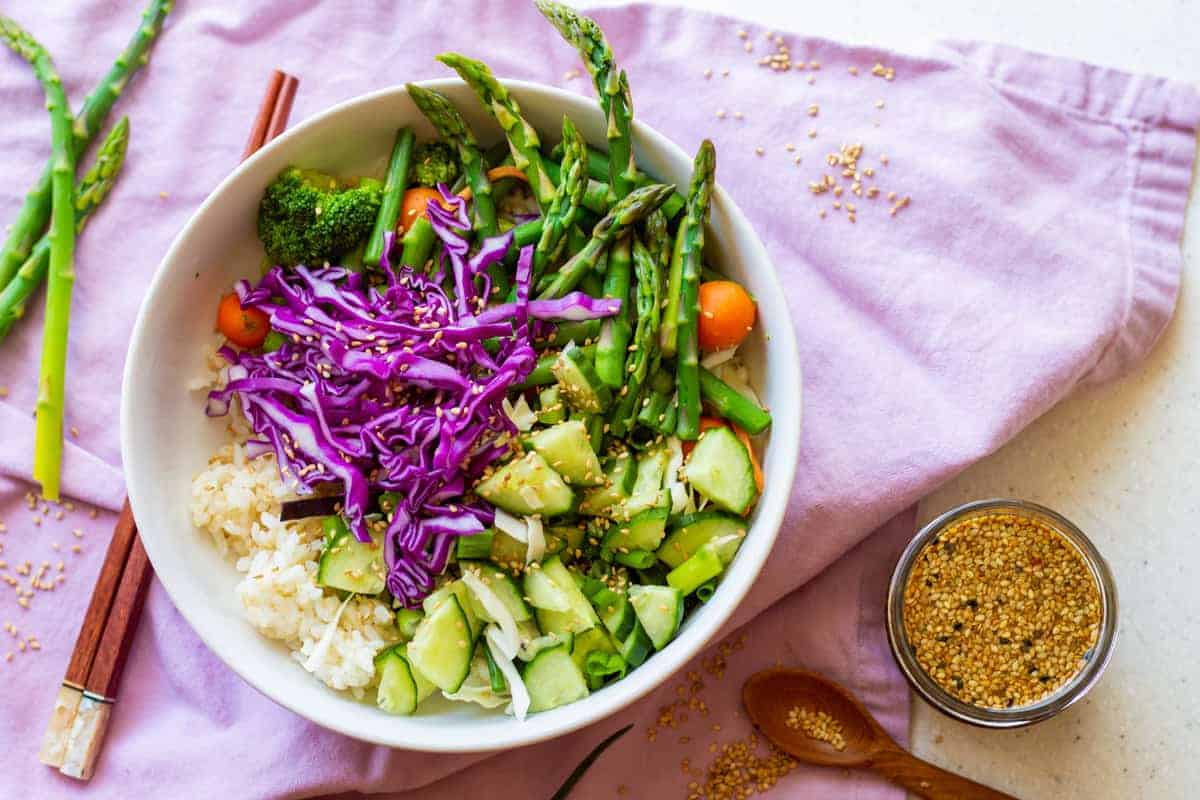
[0,2,1196,799]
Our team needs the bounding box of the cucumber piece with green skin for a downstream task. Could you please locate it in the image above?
[395,608,424,641]
[682,426,759,515]
[460,560,533,623]
[483,641,507,693]
[547,524,586,559]
[537,384,566,424]
[588,586,637,641]
[614,549,657,569]
[316,519,386,595]
[517,630,575,661]
[475,450,575,516]
[666,541,725,595]
[618,622,654,667]
[375,645,437,715]
[628,584,684,650]
[656,511,749,569]
[406,594,475,693]
[612,448,672,520]
[570,626,618,673]
[455,528,494,561]
[527,420,604,487]
[602,507,669,553]
[523,563,573,612]
[552,342,612,414]
[522,643,589,713]
[541,555,600,628]
[579,451,637,515]
[490,528,528,570]
[423,581,482,639]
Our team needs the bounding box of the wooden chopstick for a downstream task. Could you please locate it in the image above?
[59,538,152,780]
[38,501,137,767]
[46,69,301,781]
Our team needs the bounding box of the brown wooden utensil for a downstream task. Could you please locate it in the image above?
[743,668,1020,800]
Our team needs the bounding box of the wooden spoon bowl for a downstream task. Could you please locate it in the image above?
[743,668,1021,800]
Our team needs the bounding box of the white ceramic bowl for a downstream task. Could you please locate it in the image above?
[121,79,801,752]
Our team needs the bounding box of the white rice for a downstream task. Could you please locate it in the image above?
[190,417,398,699]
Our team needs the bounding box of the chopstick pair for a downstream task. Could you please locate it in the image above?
[37,68,301,782]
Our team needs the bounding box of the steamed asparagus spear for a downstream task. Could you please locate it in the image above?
[536,183,674,300]
[698,367,772,435]
[673,141,716,441]
[533,115,589,283]
[436,53,558,207]
[406,84,497,238]
[0,118,129,340]
[594,235,633,388]
[535,0,638,200]
[549,142,685,219]
[1,16,78,500]
[608,234,662,436]
[0,0,170,291]
[365,127,415,267]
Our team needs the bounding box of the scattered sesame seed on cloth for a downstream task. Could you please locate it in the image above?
[0,1,1197,798]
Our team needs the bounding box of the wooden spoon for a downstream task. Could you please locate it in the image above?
[743,668,1020,800]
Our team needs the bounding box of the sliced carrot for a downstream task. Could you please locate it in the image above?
[698,280,756,351]
[456,166,530,202]
[216,292,270,349]
[397,187,445,234]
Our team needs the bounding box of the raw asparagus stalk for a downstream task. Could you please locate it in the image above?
[674,141,716,441]
[537,183,674,300]
[533,116,589,283]
[608,234,662,436]
[406,84,497,238]
[659,218,687,357]
[549,142,685,218]
[0,0,170,291]
[365,127,414,267]
[542,159,611,215]
[2,16,78,500]
[535,0,638,200]
[398,216,436,270]
[436,53,558,207]
[698,367,772,434]
[0,118,129,340]
[594,235,633,388]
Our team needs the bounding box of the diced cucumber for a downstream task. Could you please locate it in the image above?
[407,594,475,693]
[546,524,585,560]
[524,564,573,612]
[316,519,386,595]
[483,641,508,692]
[570,626,617,673]
[475,451,576,516]
[395,608,424,641]
[375,645,436,715]
[460,561,533,622]
[589,586,637,641]
[527,421,604,487]
[489,528,528,570]
[666,541,725,595]
[423,580,481,639]
[537,384,566,424]
[552,342,612,413]
[541,556,600,630]
[579,452,637,515]
[628,584,684,650]
[455,528,495,561]
[615,448,672,519]
[618,622,654,667]
[614,549,658,569]
[602,507,669,553]
[518,630,575,661]
[571,626,624,688]
[682,426,759,515]
[657,511,748,569]
[522,643,590,713]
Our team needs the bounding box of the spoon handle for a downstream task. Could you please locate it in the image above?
[870,749,1019,800]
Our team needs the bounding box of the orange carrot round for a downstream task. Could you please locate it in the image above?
[397,187,445,234]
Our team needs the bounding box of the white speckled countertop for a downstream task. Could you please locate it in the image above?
[581,1,1200,795]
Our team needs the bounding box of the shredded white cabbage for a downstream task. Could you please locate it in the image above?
[700,346,739,370]
[525,516,545,565]
[303,592,354,673]
[664,437,693,515]
[486,627,531,721]
[502,395,538,432]
[712,358,763,408]
[462,572,520,660]
[443,654,508,708]
[494,508,528,542]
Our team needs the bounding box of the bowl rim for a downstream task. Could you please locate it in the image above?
[885,498,1119,728]
[120,77,802,751]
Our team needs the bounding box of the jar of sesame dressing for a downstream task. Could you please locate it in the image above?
[886,499,1118,728]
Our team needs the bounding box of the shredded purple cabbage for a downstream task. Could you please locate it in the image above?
[207,194,623,606]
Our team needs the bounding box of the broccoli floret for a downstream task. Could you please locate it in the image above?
[408,141,461,187]
[257,167,383,267]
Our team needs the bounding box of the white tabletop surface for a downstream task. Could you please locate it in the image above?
[583,1,1200,797]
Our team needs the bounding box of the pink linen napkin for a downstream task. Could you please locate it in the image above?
[0,1,1196,798]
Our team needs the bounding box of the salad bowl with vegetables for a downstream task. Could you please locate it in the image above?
[122,3,800,751]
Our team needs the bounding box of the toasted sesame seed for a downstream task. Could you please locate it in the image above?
[754,147,764,156]
[703,68,712,79]
[848,66,860,76]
